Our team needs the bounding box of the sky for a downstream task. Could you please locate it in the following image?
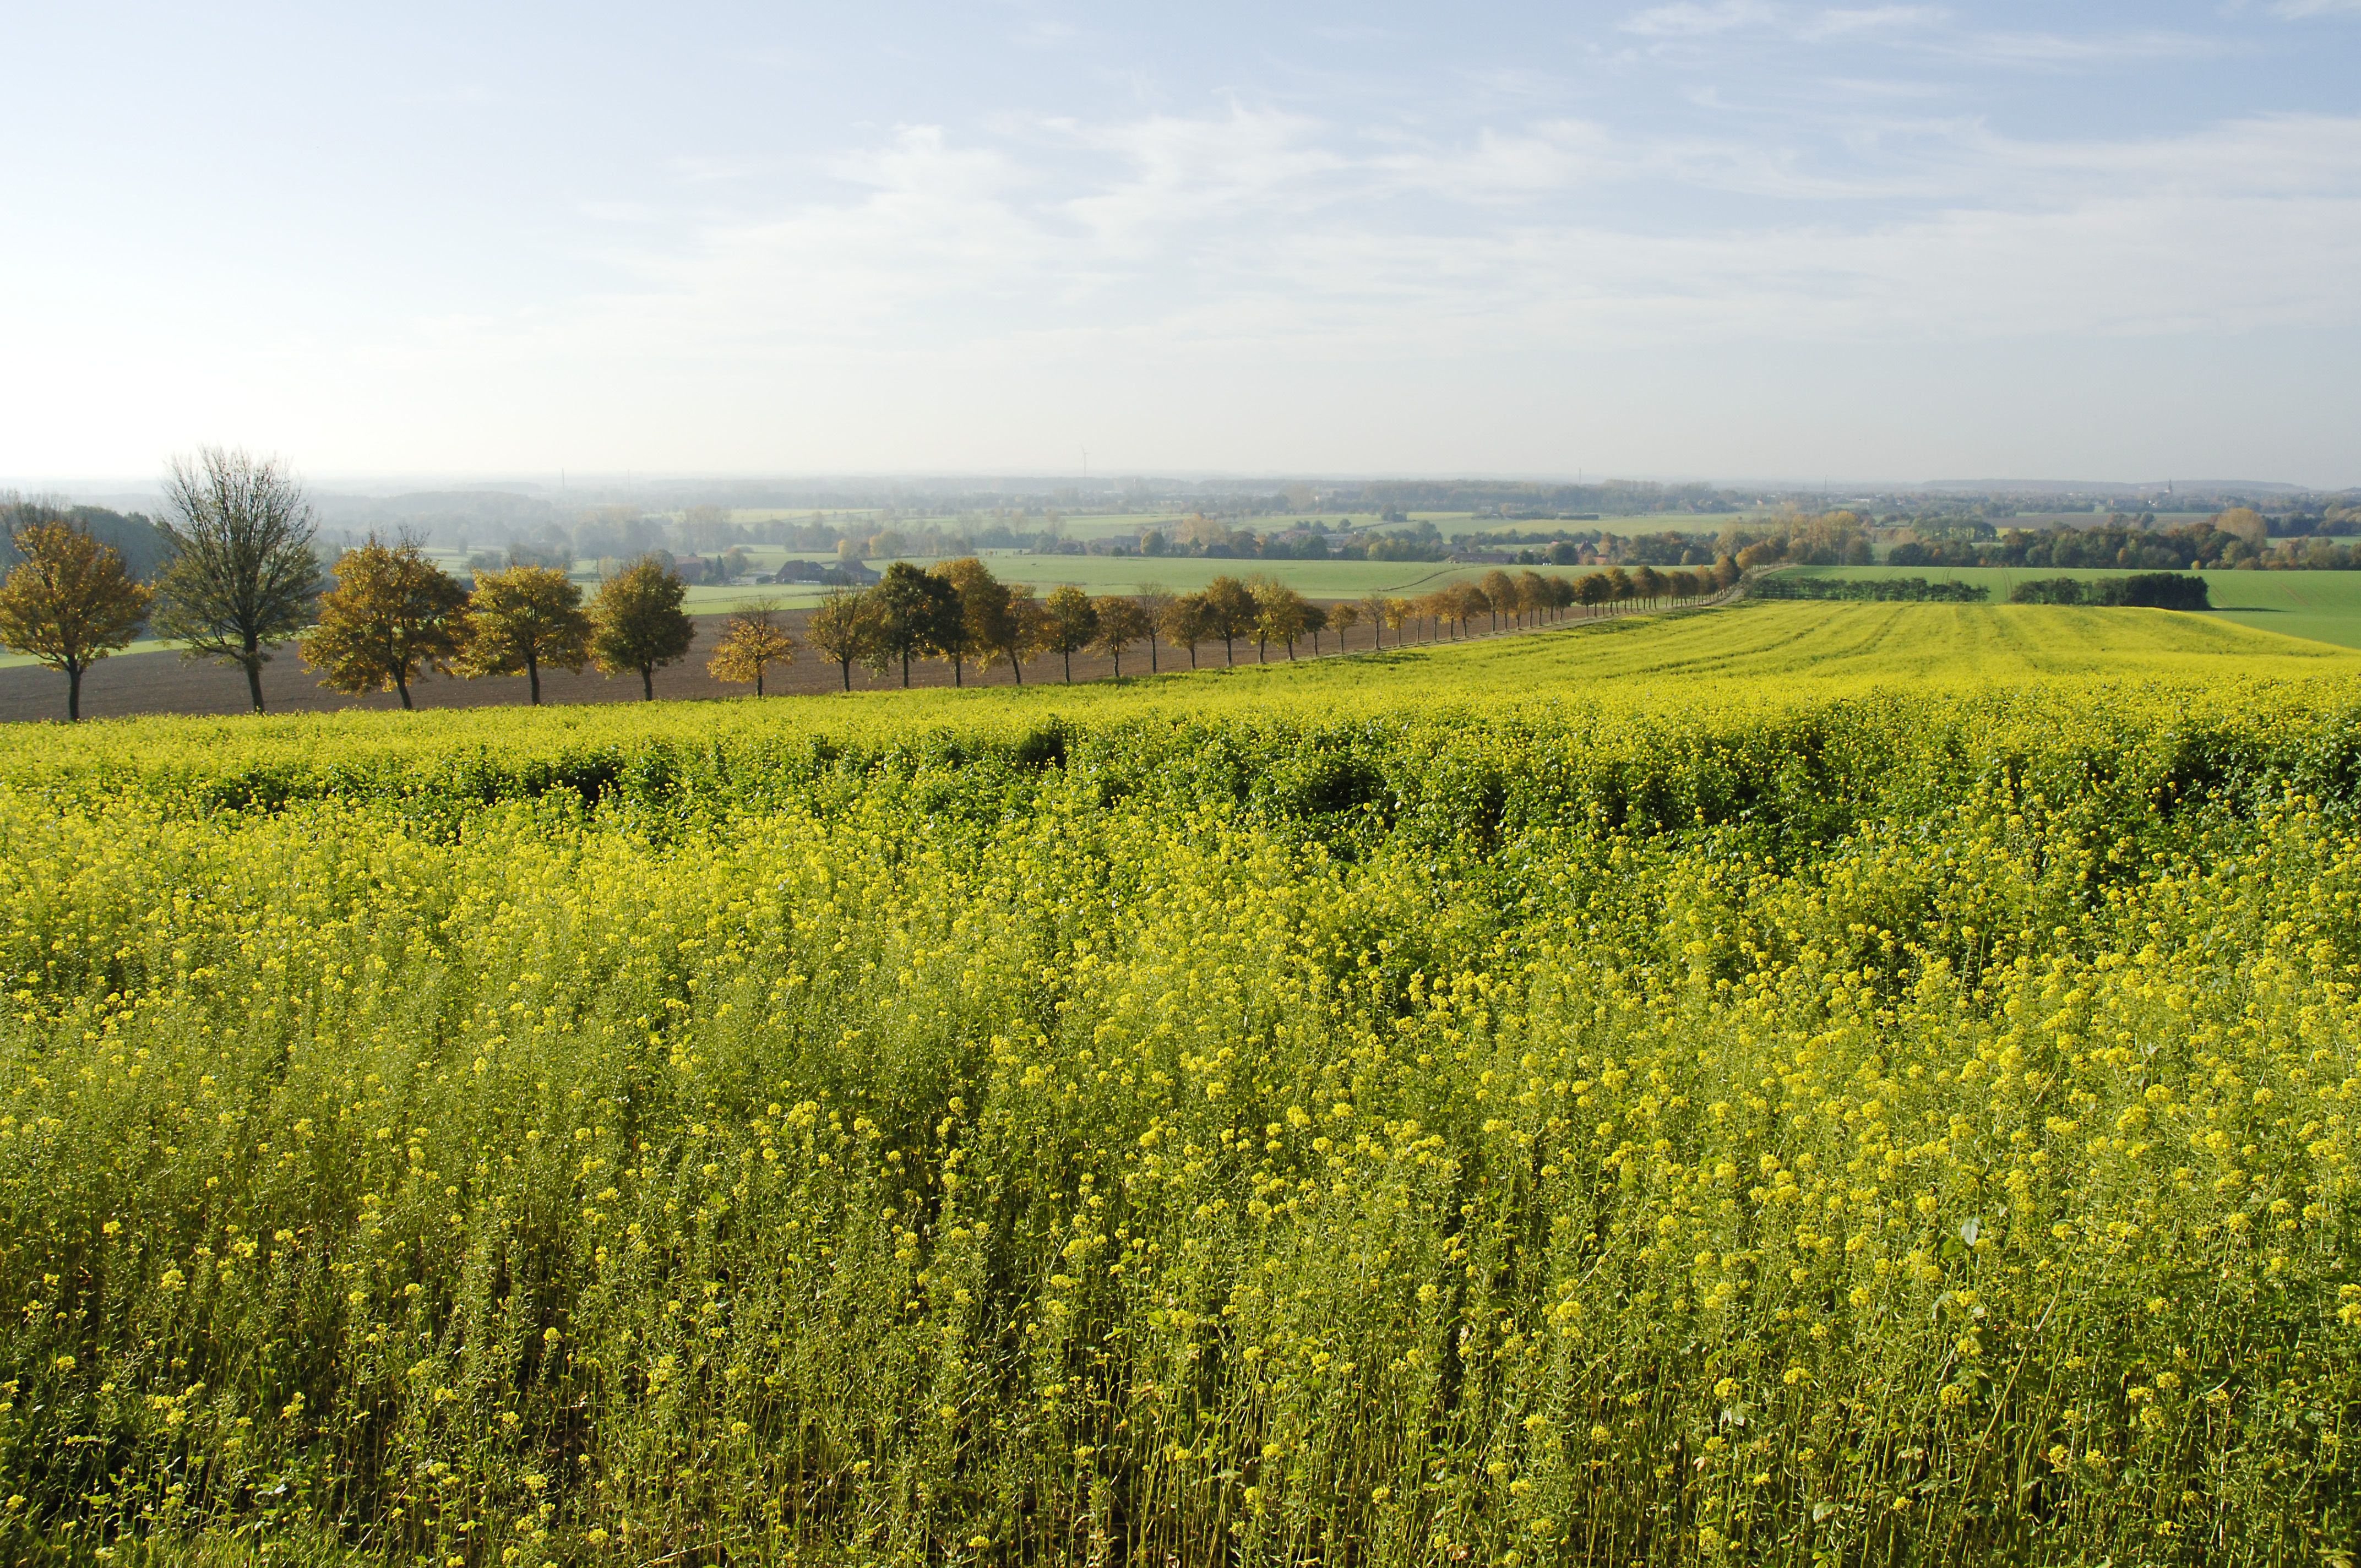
[3,1,2358,488]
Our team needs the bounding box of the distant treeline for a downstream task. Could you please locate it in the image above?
[1343,479,1739,519]
[1751,575,1988,603]
[1750,571,2211,610]
[1890,510,2350,573]
[2007,574,2211,610]
[0,501,171,580]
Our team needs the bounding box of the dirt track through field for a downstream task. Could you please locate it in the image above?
[0,607,1528,723]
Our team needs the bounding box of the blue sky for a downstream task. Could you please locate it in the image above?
[4,1,2358,485]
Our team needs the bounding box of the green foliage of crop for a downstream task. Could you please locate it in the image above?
[1,605,2359,1565]
[1791,567,2361,652]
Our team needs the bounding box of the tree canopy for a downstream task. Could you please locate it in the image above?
[806,588,882,692]
[1040,585,1098,683]
[874,562,959,688]
[929,558,1005,687]
[0,517,154,721]
[707,601,798,696]
[589,557,697,700]
[298,539,468,710]
[458,565,591,705]
[1089,595,1151,678]
[1199,576,1257,665]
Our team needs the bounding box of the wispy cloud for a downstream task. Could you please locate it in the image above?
[432,101,2360,379]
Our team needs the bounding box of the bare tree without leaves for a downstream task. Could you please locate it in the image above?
[300,537,469,709]
[153,448,321,712]
[589,556,696,699]
[459,565,591,705]
[707,600,797,696]
[0,509,154,721]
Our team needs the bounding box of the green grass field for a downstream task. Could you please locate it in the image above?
[1788,564,2361,650]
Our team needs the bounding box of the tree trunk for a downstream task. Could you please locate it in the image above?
[67,662,81,722]
[1223,635,1234,665]
[1188,645,1198,668]
[1148,634,1158,673]
[1062,648,1072,683]
[756,668,764,697]
[243,648,266,713]
[395,670,414,710]
[1112,650,1122,679]
[527,655,542,705]
[839,660,852,693]
[1008,649,1023,685]
[901,651,911,688]
[641,666,654,700]
[953,655,963,688]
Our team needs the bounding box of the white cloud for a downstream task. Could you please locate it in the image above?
[4,4,2352,480]
[415,105,2361,382]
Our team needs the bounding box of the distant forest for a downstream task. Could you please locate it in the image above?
[0,504,172,578]
[13,482,2361,586]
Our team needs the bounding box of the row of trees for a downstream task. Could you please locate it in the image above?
[0,449,1732,718]
[1749,575,1988,603]
[795,561,1730,691]
[0,449,787,718]
[2005,574,2211,610]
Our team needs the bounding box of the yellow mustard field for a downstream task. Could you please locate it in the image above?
[1,603,2358,1566]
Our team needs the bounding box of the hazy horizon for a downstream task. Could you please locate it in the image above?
[8,2,2358,486]
[3,472,2332,507]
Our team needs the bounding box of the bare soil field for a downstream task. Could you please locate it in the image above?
[0,608,1427,723]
